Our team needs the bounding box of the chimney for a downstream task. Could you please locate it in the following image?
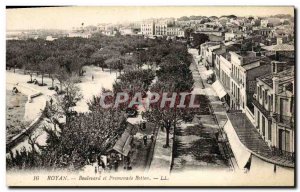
[272,76,279,94]
[272,76,279,113]
[271,61,277,74]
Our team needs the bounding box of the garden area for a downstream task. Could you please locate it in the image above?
[6,33,195,171]
[6,89,28,142]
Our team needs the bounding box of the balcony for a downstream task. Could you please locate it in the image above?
[271,146,295,162]
[252,99,272,120]
[273,114,294,129]
[230,72,240,84]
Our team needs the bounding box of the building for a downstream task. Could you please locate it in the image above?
[261,19,269,27]
[254,27,273,37]
[46,36,57,41]
[224,111,294,173]
[253,65,294,158]
[141,22,155,36]
[199,42,221,68]
[119,28,135,36]
[68,32,92,38]
[225,31,244,41]
[217,53,232,105]
[229,51,271,121]
[154,22,167,36]
[166,27,184,37]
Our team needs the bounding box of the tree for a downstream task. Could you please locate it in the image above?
[37,62,46,86]
[91,50,106,71]
[105,57,122,74]
[177,16,190,21]
[190,33,209,48]
[50,73,82,128]
[71,56,86,76]
[55,67,69,93]
[25,62,38,83]
[39,57,58,86]
[184,28,194,39]
[142,93,182,148]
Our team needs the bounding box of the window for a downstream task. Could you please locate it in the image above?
[262,117,265,137]
[260,87,262,98]
[280,98,289,118]
[290,97,294,113]
[268,122,272,141]
[270,95,273,110]
[265,92,268,104]
[257,111,260,129]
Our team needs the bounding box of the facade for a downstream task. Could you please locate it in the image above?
[68,32,92,38]
[225,31,243,41]
[218,53,232,105]
[141,22,155,36]
[229,52,271,118]
[199,42,221,68]
[166,27,185,37]
[119,28,135,36]
[141,20,184,37]
[261,19,269,27]
[253,66,294,158]
[213,47,226,78]
[254,27,273,37]
[155,23,167,36]
[46,36,57,41]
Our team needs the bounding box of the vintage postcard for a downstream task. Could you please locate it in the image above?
[6,6,295,187]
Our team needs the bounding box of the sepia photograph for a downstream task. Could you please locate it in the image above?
[5,6,295,187]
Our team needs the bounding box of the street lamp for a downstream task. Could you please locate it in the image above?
[163,119,171,148]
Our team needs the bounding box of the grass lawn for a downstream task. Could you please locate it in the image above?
[6,90,28,142]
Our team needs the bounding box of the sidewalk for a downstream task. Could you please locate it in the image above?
[148,49,232,173]
[188,48,236,170]
[147,126,173,174]
[189,49,228,128]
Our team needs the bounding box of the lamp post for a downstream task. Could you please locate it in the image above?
[163,119,171,148]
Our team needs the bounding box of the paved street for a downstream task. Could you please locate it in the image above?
[171,49,232,172]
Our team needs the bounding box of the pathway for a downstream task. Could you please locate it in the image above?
[171,49,232,173]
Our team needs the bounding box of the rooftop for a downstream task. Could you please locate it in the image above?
[227,112,294,168]
[263,44,294,51]
[213,46,226,55]
[258,67,294,90]
[233,51,261,65]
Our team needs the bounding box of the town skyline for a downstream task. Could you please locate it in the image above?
[7,6,294,30]
[6,6,295,187]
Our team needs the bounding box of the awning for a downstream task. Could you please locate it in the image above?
[127,114,145,125]
[204,69,214,77]
[224,119,251,169]
[212,80,227,99]
[249,155,275,174]
[112,130,133,156]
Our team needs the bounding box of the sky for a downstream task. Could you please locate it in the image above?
[6,6,294,30]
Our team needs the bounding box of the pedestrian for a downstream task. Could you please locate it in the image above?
[50,97,53,106]
[92,75,94,81]
[150,133,154,142]
[95,166,98,174]
[114,160,119,172]
[143,135,147,146]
